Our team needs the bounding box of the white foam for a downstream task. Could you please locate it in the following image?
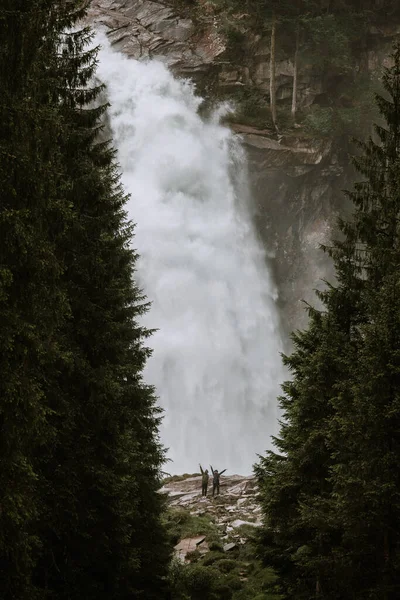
[96,32,285,474]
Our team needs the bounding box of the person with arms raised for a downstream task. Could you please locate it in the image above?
[199,464,209,496]
[210,465,226,497]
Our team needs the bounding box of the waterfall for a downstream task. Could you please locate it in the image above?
[96,33,285,475]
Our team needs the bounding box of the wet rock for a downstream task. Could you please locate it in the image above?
[86,0,225,78]
[174,536,208,562]
[231,519,261,528]
[223,542,237,552]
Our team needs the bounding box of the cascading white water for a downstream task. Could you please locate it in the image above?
[96,32,286,474]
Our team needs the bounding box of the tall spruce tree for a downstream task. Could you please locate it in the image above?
[0,2,72,597]
[32,6,171,600]
[255,295,361,599]
[1,2,170,598]
[257,43,400,600]
[327,44,400,599]
[256,169,365,599]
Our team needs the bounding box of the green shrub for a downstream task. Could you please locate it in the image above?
[186,549,201,563]
[223,27,247,61]
[164,508,219,544]
[215,558,237,573]
[304,106,335,137]
[231,566,284,600]
[225,572,243,591]
[235,524,259,539]
[209,540,224,552]
[168,537,283,600]
[168,558,190,600]
[213,583,233,600]
[183,564,222,599]
[203,551,225,566]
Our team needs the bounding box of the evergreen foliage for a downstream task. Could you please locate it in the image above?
[208,0,400,135]
[0,2,71,596]
[0,2,170,598]
[256,43,400,599]
[327,45,400,598]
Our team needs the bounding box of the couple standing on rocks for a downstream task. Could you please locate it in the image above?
[199,464,226,497]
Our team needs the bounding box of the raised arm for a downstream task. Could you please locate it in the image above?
[199,464,204,474]
[220,469,227,475]
[210,465,215,474]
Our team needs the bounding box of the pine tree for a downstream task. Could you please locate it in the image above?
[1,2,171,598]
[327,44,400,599]
[256,165,365,597]
[0,2,71,596]
[30,8,171,600]
[255,297,360,599]
[257,43,400,600]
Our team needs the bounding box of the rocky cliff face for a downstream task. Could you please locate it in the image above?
[86,0,400,332]
[86,0,225,78]
[232,125,343,334]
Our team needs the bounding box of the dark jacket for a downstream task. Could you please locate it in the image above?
[210,466,226,484]
[199,465,209,484]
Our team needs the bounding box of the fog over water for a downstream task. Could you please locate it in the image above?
[96,32,286,474]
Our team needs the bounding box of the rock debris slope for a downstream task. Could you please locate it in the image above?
[162,474,262,561]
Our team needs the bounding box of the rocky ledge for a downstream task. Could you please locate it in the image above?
[161,474,262,562]
[86,0,225,77]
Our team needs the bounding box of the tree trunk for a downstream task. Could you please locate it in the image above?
[291,23,300,122]
[270,16,278,132]
[383,528,390,600]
